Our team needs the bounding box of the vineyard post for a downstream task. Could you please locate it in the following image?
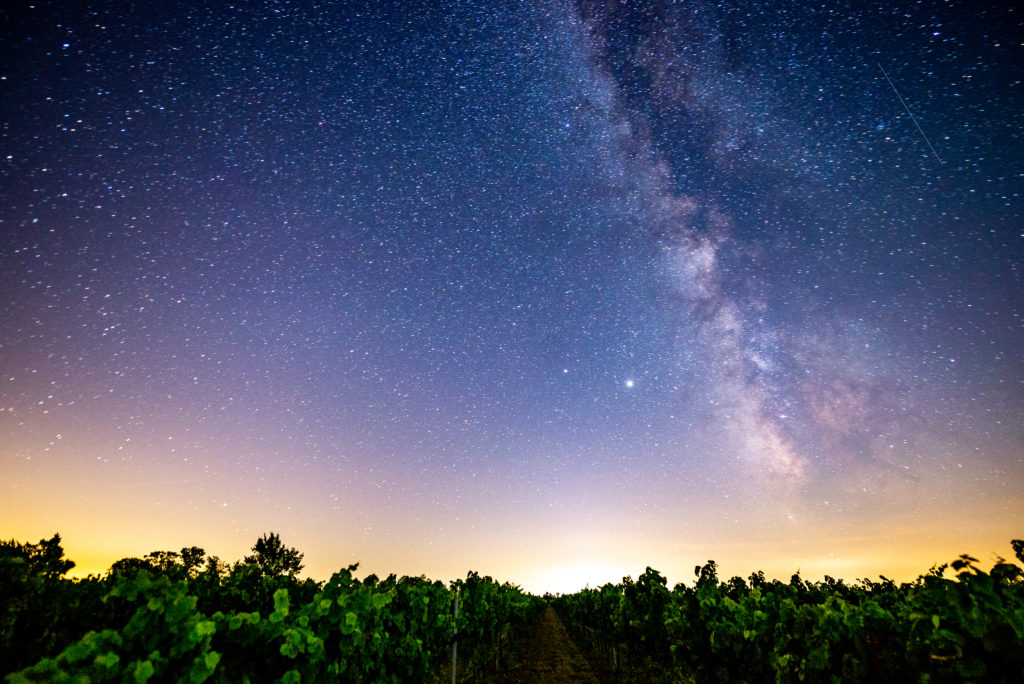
[451,587,459,684]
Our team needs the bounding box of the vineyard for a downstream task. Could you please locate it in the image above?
[552,546,1024,683]
[2,535,1022,682]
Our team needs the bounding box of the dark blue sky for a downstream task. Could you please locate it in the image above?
[2,0,1021,590]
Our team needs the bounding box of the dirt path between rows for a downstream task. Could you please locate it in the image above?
[489,604,601,684]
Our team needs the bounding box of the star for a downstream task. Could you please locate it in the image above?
[0,0,1017,593]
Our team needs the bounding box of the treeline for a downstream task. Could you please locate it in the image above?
[553,540,1024,682]
[1,533,542,682]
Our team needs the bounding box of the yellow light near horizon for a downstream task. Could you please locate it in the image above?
[518,562,638,595]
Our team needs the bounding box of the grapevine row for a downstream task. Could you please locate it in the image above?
[553,544,1024,682]
[4,535,1023,681]
[1,535,542,682]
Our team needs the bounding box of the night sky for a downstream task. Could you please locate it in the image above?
[2,0,1022,593]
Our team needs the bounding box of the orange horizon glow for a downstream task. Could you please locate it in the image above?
[5,429,1021,596]
[5,432,1022,596]
[8,508,1019,596]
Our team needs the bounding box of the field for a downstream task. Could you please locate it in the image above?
[2,535,1022,682]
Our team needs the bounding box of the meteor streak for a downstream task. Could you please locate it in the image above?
[878,62,945,165]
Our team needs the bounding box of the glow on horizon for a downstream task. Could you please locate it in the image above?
[7,476,1018,595]
[46,532,1023,595]
[4,432,1022,594]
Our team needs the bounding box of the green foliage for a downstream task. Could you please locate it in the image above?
[1,535,113,673]
[7,534,1020,682]
[449,571,544,676]
[553,540,1024,683]
[3,536,541,683]
[109,546,208,581]
[7,571,220,683]
[0,535,74,580]
[243,533,304,577]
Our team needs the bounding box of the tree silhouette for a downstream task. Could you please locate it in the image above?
[179,546,206,577]
[108,556,154,576]
[244,532,304,576]
[0,534,74,579]
[108,546,207,579]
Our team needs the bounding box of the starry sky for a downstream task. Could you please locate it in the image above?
[2,0,1022,594]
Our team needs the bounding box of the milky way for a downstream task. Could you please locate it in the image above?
[2,0,1021,591]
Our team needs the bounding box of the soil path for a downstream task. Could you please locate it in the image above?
[490,604,601,684]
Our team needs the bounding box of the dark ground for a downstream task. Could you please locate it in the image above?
[465,604,604,684]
